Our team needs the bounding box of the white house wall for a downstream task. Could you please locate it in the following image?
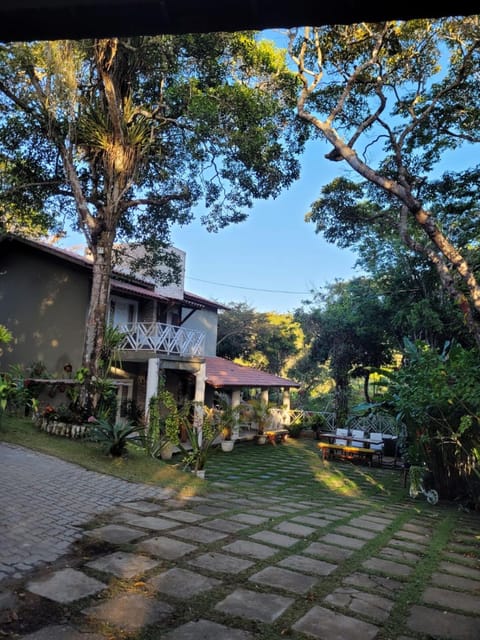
[181,308,218,356]
[111,243,186,300]
[153,246,186,299]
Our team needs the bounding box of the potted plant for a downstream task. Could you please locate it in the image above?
[245,398,272,444]
[177,404,222,477]
[216,393,240,452]
[286,421,304,439]
[308,413,329,440]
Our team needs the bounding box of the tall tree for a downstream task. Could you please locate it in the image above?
[0,35,305,405]
[0,158,59,238]
[254,312,303,376]
[288,18,480,348]
[309,179,474,349]
[361,241,474,350]
[217,302,303,376]
[216,302,258,361]
[295,278,394,423]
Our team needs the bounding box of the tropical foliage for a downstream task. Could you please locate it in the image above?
[88,417,145,457]
[377,338,480,504]
[177,405,221,472]
[144,384,191,458]
[294,278,394,424]
[217,303,304,376]
[242,398,273,435]
[214,392,241,441]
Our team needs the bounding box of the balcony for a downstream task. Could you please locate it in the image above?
[117,322,206,357]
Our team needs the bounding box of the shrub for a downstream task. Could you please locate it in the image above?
[381,338,480,505]
[308,413,328,439]
[88,418,145,457]
[286,422,304,438]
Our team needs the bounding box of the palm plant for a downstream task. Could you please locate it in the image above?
[175,404,222,473]
[245,398,272,436]
[146,382,221,473]
[215,393,240,441]
[88,417,144,457]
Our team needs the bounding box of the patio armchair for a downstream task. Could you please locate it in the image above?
[350,429,365,447]
[334,427,348,445]
[368,432,384,464]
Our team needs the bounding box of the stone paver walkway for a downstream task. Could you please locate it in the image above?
[0,443,168,580]
[1,441,479,640]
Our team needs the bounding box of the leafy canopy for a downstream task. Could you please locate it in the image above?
[289,17,480,348]
[0,34,307,384]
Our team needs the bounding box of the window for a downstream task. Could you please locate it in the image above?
[110,297,138,326]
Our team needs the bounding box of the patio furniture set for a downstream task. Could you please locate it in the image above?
[316,428,389,466]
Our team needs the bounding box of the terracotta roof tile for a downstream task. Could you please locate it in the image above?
[205,356,299,389]
[110,278,169,301]
[184,291,229,311]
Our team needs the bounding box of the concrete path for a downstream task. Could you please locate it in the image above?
[1,441,479,640]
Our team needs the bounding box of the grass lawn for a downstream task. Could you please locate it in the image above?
[0,415,210,496]
[0,414,407,503]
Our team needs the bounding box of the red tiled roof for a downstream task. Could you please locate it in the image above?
[205,356,300,389]
[110,278,169,302]
[184,291,229,311]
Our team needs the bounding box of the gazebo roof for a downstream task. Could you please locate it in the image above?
[205,356,300,390]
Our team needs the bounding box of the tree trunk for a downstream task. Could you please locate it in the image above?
[334,376,349,427]
[81,232,115,411]
[363,371,371,404]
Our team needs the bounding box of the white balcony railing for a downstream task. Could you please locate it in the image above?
[117,322,206,357]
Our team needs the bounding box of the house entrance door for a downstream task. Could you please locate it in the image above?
[115,380,133,423]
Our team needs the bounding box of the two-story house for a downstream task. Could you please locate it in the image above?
[0,234,299,424]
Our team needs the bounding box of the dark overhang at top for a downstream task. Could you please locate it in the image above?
[0,2,478,43]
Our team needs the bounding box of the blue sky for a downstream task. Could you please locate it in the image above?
[171,30,363,314]
[171,137,362,314]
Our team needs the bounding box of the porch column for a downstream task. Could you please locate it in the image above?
[231,390,241,408]
[231,390,241,440]
[282,387,291,426]
[145,357,160,420]
[193,362,206,434]
[261,388,269,404]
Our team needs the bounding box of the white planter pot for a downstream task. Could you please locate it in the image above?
[257,435,267,445]
[221,440,234,452]
[160,443,174,460]
[191,469,206,479]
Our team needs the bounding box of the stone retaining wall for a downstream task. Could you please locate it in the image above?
[38,419,90,439]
